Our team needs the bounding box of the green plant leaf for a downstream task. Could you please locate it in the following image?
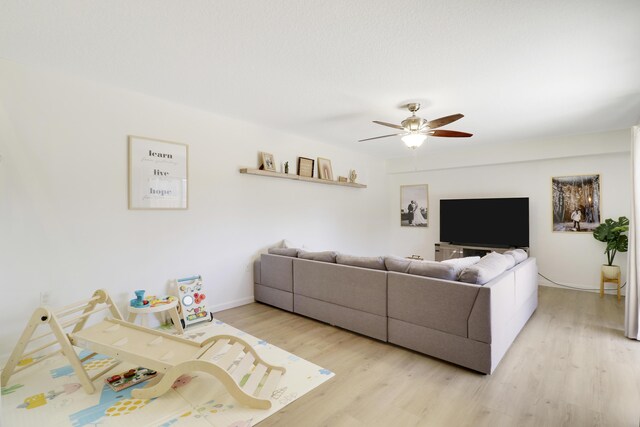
[593,216,629,264]
[616,234,629,252]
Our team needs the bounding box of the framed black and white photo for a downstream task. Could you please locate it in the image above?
[552,174,600,232]
[401,184,429,227]
[128,136,188,210]
[260,152,276,172]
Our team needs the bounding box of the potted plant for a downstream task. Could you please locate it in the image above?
[593,216,629,279]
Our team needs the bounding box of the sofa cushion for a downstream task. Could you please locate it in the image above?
[504,249,528,264]
[408,260,457,281]
[293,259,387,316]
[268,247,299,257]
[441,256,481,278]
[260,254,294,292]
[298,250,338,263]
[385,255,412,273]
[459,252,510,285]
[336,254,386,271]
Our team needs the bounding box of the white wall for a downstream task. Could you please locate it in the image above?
[386,132,631,293]
[0,59,390,358]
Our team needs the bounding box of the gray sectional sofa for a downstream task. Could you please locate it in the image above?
[253,249,538,374]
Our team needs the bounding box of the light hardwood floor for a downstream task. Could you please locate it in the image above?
[215,286,640,427]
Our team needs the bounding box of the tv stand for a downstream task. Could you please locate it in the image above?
[434,242,529,261]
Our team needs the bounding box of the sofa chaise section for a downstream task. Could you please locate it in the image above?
[387,257,537,374]
[293,258,388,341]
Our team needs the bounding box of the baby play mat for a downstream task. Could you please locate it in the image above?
[1,320,334,426]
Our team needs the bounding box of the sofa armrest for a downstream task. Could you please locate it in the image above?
[253,259,261,284]
[468,258,537,344]
[467,271,515,344]
[514,258,538,306]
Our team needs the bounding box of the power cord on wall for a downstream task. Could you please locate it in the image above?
[538,272,627,291]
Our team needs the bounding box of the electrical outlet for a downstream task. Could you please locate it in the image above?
[40,291,51,305]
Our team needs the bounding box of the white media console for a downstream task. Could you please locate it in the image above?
[434,242,530,262]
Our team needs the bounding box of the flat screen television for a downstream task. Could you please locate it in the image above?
[440,197,529,247]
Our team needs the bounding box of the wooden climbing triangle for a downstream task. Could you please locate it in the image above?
[2,289,286,409]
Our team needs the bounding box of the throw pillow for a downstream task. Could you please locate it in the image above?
[459,252,509,285]
[297,250,338,263]
[502,253,516,269]
[268,247,299,257]
[504,248,528,264]
[336,254,386,271]
[282,239,304,249]
[441,256,481,279]
[408,260,458,281]
[384,255,412,273]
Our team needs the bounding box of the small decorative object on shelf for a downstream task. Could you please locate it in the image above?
[284,161,289,174]
[338,176,348,183]
[297,157,315,177]
[349,170,358,183]
[317,157,334,180]
[260,152,276,171]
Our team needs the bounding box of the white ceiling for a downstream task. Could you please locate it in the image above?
[1,1,639,159]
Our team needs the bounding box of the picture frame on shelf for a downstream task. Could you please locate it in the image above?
[297,157,315,177]
[400,184,428,227]
[260,152,276,172]
[128,135,188,210]
[552,174,601,232]
[317,157,334,181]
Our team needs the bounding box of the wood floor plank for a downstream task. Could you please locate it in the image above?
[214,286,639,426]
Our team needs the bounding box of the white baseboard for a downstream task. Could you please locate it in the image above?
[209,296,255,313]
[539,282,625,296]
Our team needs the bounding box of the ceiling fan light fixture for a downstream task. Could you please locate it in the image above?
[402,133,426,148]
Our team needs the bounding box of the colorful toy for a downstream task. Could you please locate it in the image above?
[175,275,213,329]
[105,367,157,392]
[2,289,285,409]
[127,295,184,335]
[130,290,148,308]
[146,295,176,307]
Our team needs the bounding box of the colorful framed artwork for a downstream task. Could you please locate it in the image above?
[552,174,601,232]
[401,184,429,227]
[317,157,334,181]
[128,135,188,210]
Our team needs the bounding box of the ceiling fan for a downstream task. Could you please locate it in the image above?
[358,103,472,148]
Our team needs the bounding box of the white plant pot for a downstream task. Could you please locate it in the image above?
[601,264,620,280]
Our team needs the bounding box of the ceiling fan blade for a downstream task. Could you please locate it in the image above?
[357,133,403,142]
[428,130,473,138]
[425,114,464,129]
[373,120,405,130]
